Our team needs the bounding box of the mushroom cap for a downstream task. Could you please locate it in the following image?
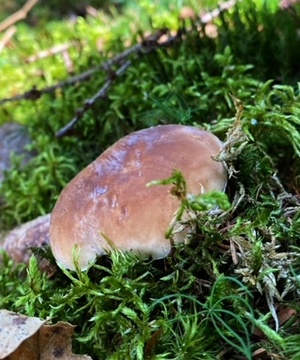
[2,214,50,263]
[50,124,227,270]
[1,214,51,272]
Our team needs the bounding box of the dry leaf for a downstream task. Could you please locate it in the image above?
[0,310,92,360]
[39,322,92,360]
[277,306,297,326]
[145,328,163,357]
[0,310,45,359]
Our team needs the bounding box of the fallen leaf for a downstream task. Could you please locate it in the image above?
[39,322,92,360]
[0,310,45,359]
[277,306,297,326]
[145,328,163,358]
[0,310,92,360]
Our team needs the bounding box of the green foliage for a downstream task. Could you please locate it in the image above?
[283,333,300,360]
[216,0,300,83]
[0,253,257,359]
[0,251,26,309]
[202,276,254,360]
[0,140,78,227]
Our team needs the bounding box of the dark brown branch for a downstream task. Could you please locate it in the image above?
[0,29,169,106]
[55,30,182,137]
[55,61,131,138]
[0,0,238,106]
[0,0,238,136]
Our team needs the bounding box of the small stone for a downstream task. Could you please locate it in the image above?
[0,122,34,183]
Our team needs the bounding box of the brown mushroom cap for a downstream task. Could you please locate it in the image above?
[50,124,227,270]
[1,214,51,272]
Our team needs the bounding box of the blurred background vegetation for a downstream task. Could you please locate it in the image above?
[0,0,121,20]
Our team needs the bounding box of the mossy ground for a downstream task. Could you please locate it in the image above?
[1,0,300,359]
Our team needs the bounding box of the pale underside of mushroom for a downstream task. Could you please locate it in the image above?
[50,124,227,270]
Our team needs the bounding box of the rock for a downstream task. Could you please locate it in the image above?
[0,124,51,271]
[0,122,34,183]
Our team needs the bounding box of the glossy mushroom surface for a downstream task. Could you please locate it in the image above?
[50,125,227,270]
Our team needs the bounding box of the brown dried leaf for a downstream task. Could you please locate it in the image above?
[0,310,45,359]
[0,311,92,360]
[277,306,297,326]
[39,322,92,360]
[145,328,163,358]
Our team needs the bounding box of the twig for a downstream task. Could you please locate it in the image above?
[0,26,17,53]
[0,0,238,135]
[0,0,237,106]
[200,0,237,23]
[55,61,131,137]
[0,0,39,33]
[61,50,74,73]
[0,29,170,105]
[25,43,71,63]
[25,42,75,72]
[55,30,181,137]
[86,5,99,17]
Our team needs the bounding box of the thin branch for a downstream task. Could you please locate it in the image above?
[0,29,169,105]
[25,42,75,72]
[0,0,238,106]
[0,0,238,136]
[55,30,181,137]
[61,50,74,73]
[85,5,99,18]
[55,61,131,137]
[25,43,71,63]
[0,0,39,33]
[0,26,17,53]
[200,0,237,23]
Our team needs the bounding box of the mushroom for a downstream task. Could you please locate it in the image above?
[50,124,227,270]
[1,214,52,272]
